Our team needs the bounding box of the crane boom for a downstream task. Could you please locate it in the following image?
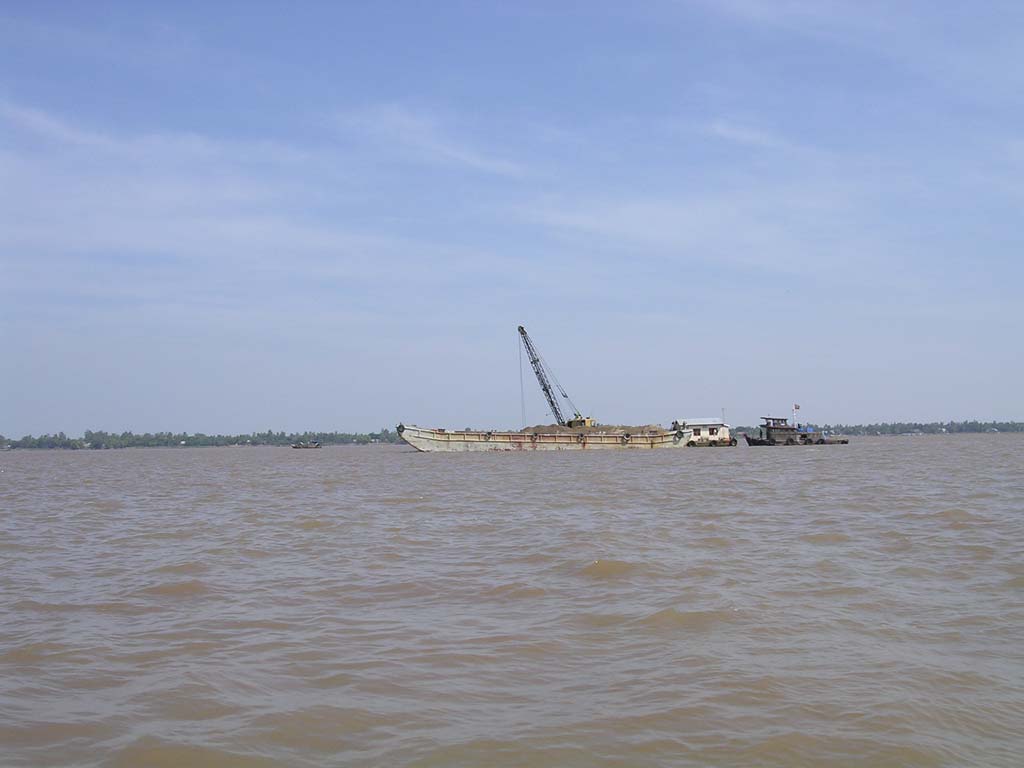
[518,326,566,425]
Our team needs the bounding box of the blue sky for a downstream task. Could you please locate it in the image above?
[2,1,1022,436]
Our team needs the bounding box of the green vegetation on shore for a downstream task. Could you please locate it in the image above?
[733,421,1024,436]
[0,429,402,450]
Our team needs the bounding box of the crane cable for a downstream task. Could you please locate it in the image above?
[538,352,583,419]
[518,332,526,428]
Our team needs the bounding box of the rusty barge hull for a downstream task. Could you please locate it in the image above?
[397,424,690,452]
[743,435,849,446]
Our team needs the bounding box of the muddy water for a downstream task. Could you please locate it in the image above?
[1,436,1022,766]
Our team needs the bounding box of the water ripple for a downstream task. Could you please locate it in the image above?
[1,435,1022,766]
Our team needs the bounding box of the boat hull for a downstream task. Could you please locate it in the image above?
[743,434,848,446]
[397,424,692,452]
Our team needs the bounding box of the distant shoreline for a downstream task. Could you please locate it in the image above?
[2,421,1022,450]
[0,429,402,450]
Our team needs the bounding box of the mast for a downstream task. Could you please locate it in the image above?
[517,325,567,426]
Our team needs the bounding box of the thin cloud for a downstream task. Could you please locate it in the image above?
[691,0,888,39]
[0,100,532,318]
[0,98,308,166]
[516,171,899,284]
[691,0,1024,101]
[702,119,792,149]
[0,99,115,149]
[336,104,527,177]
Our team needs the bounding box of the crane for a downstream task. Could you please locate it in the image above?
[517,325,592,428]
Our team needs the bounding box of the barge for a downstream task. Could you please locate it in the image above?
[397,419,736,452]
[399,326,743,453]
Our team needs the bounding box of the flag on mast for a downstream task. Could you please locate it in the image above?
[794,404,800,410]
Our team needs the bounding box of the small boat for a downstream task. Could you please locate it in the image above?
[291,441,322,449]
[743,417,848,446]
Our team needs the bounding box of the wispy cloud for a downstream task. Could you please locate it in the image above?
[521,192,865,280]
[0,99,116,149]
[0,100,532,321]
[691,0,1024,101]
[701,119,792,149]
[0,98,308,165]
[690,0,889,40]
[336,104,527,177]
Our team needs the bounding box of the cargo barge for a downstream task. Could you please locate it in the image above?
[397,420,735,452]
[398,326,743,453]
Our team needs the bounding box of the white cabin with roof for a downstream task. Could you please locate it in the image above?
[670,417,736,446]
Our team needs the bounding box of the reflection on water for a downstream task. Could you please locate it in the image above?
[1,436,1022,766]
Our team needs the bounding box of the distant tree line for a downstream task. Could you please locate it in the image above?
[0,428,402,450]
[5,421,1022,449]
[732,421,1024,436]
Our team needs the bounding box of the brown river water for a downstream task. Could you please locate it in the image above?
[1,435,1022,767]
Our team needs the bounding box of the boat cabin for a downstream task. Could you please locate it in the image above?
[670,418,736,447]
[746,416,829,445]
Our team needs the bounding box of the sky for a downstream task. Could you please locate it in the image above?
[1,1,1022,436]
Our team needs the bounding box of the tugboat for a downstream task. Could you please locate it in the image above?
[743,416,848,446]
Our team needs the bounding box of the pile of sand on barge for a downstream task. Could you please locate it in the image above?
[519,423,666,435]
